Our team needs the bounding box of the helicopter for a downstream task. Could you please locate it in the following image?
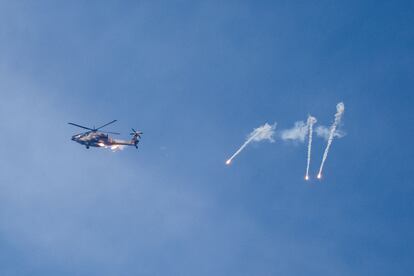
[68,120,142,149]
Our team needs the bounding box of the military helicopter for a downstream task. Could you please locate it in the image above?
[68,120,142,149]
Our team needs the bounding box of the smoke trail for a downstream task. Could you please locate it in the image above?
[305,116,317,180]
[280,121,308,142]
[226,134,259,165]
[315,125,345,141]
[226,123,276,165]
[317,102,345,179]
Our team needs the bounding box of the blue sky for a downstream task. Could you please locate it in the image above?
[0,1,413,275]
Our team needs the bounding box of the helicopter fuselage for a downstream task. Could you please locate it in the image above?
[71,132,109,148]
[71,131,135,149]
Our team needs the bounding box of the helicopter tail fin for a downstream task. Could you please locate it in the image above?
[130,129,143,148]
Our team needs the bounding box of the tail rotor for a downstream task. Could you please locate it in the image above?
[130,128,143,148]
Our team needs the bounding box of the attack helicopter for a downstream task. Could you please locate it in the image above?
[68,120,142,149]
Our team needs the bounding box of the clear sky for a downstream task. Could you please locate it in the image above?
[0,1,413,275]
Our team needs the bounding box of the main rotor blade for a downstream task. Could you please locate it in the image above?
[68,122,94,131]
[96,120,117,130]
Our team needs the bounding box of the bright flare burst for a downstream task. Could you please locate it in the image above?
[110,145,125,151]
[96,143,125,152]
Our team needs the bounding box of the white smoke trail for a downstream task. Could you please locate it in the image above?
[280,121,308,142]
[317,102,345,179]
[315,125,345,141]
[226,123,276,165]
[305,116,317,180]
